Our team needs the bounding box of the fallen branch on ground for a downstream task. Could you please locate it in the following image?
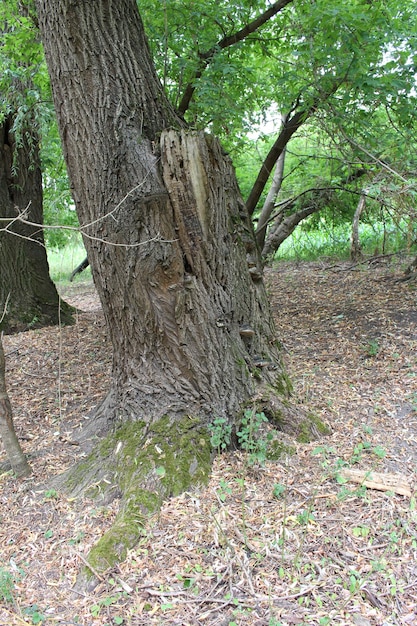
[340,468,412,497]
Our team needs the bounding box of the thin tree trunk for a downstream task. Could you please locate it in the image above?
[262,170,369,259]
[262,202,320,258]
[255,115,288,251]
[246,109,310,216]
[245,80,343,217]
[351,193,366,261]
[0,334,32,477]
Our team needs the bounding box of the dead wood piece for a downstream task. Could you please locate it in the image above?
[340,468,412,497]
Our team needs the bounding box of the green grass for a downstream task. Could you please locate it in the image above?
[275,221,414,262]
[47,235,90,284]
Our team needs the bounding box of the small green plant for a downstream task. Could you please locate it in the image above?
[23,605,46,624]
[297,509,315,525]
[352,525,370,538]
[28,315,40,329]
[364,338,380,357]
[208,417,232,453]
[68,531,86,545]
[43,489,58,500]
[350,441,371,464]
[237,409,270,465]
[90,594,122,618]
[372,445,386,459]
[272,483,285,499]
[217,479,233,502]
[0,567,15,603]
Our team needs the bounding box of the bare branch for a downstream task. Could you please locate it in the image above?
[0,295,11,325]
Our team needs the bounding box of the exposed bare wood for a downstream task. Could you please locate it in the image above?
[340,468,412,497]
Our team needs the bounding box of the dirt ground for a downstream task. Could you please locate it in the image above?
[0,258,416,626]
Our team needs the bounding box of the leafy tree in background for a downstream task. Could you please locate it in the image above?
[140,0,417,255]
[0,0,73,332]
[5,0,416,259]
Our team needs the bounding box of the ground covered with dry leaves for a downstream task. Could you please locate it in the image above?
[0,259,416,626]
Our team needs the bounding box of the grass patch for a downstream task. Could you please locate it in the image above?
[275,221,414,262]
[47,234,89,284]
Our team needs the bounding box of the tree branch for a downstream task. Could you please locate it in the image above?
[261,168,368,257]
[178,0,294,115]
[246,107,312,216]
[246,68,355,217]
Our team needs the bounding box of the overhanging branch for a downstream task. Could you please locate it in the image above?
[178,0,294,115]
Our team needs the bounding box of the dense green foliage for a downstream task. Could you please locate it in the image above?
[1,0,416,257]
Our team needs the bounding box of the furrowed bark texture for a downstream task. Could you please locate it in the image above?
[37,0,284,432]
[0,114,73,333]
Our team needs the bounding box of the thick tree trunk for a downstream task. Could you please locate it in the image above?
[36,0,323,586]
[36,0,284,431]
[0,334,31,477]
[0,114,73,333]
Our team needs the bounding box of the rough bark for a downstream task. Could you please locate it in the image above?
[36,0,288,430]
[0,334,31,477]
[0,114,73,333]
[36,0,324,585]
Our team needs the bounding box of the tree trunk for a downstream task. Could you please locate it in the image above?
[351,193,366,261]
[36,0,287,428]
[0,114,73,333]
[255,115,288,251]
[0,334,32,478]
[262,170,369,259]
[262,202,321,258]
[36,0,323,586]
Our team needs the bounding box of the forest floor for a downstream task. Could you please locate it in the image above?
[0,257,416,626]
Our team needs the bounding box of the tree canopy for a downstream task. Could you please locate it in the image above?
[1,0,416,253]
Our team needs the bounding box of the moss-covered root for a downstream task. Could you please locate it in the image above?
[254,385,331,443]
[73,415,212,591]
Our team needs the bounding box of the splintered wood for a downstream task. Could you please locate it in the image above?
[340,468,412,497]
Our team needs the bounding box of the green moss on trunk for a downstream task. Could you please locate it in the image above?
[67,416,212,590]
